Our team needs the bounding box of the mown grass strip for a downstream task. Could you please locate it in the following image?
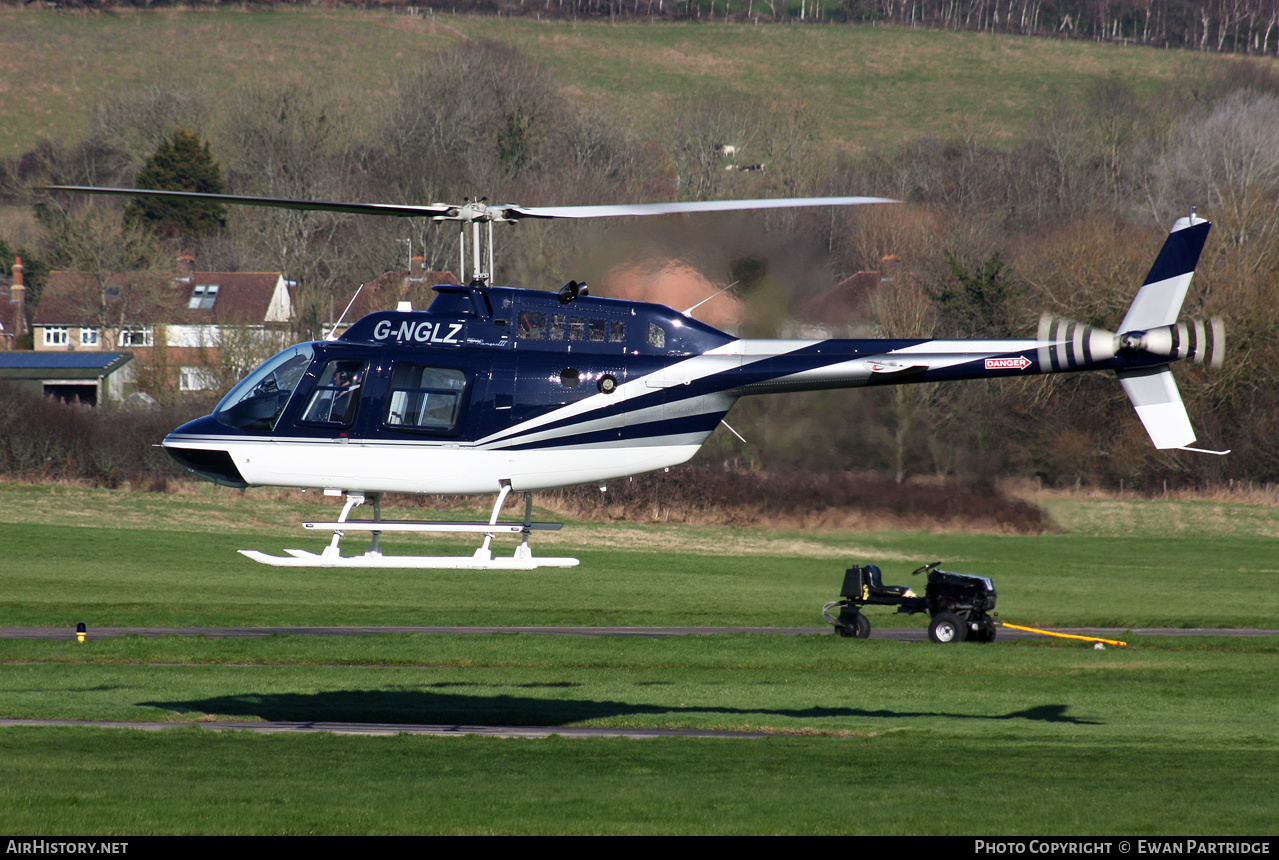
[0,728,1273,834]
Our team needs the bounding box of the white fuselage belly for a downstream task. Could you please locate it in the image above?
[164,435,702,494]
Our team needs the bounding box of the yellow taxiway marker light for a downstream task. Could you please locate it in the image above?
[999,623,1127,647]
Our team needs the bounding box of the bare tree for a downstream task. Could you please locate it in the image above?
[35,196,173,335]
[1151,89,1279,271]
[869,269,942,482]
[214,77,359,337]
[88,83,210,168]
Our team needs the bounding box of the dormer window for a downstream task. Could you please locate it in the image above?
[188,283,219,310]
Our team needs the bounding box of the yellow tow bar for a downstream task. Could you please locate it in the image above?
[999,623,1128,647]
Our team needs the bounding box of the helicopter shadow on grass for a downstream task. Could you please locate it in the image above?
[139,685,1102,726]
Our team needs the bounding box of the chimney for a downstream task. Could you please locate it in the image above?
[177,253,196,283]
[880,254,900,285]
[409,254,427,283]
[10,257,26,337]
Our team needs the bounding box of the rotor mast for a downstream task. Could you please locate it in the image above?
[442,199,501,285]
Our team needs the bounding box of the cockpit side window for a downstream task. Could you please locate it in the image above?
[384,365,467,431]
[300,360,368,426]
[214,343,315,432]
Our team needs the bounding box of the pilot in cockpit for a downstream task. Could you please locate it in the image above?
[329,367,361,423]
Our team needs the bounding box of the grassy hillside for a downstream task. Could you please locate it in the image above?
[0,6,1219,158]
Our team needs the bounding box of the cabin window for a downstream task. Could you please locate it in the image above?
[384,365,467,431]
[568,317,585,342]
[609,321,627,343]
[549,313,567,341]
[517,310,547,340]
[301,360,368,426]
[588,319,606,342]
[647,323,666,349]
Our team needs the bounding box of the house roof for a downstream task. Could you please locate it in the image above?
[175,272,286,325]
[0,352,133,380]
[34,271,286,327]
[326,270,457,325]
[33,272,174,327]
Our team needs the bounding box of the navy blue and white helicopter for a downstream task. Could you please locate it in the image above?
[46,186,1224,569]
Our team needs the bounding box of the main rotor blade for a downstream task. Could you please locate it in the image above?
[502,196,898,220]
[40,185,459,219]
[40,186,897,222]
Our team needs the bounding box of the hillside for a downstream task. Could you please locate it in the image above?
[0,6,1219,158]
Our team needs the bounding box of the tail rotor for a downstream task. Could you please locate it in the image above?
[1116,317,1224,370]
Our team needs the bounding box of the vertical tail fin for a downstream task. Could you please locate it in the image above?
[1120,215,1211,332]
[1116,215,1213,450]
[1117,366,1196,449]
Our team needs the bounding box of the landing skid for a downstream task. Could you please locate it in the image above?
[238,549,579,570]
[240,485,580,570]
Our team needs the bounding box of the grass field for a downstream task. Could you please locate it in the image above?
[3,481,1279,628]
[0,481,1277,833]
[0,6,1218,158]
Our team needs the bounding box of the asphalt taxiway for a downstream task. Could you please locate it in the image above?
[1,625,1275,640]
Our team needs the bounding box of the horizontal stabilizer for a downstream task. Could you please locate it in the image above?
[1117,366,1196,449]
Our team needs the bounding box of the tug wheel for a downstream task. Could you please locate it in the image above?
[929,611,967,644]
[835,609,871,639]
[971,619,997,643]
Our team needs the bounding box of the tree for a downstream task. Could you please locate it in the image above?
[933,251,1025,338]
[88,83,208,169]
[125,128,226,237]
[215,78,356,338]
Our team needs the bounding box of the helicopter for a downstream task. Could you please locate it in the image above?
[44,186,1224,569]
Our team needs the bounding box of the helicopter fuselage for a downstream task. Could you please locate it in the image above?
[161,282,1181,497]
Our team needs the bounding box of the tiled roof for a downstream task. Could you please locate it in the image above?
[326,271,457,323]
[34,271,285,326]
[175,272,284,324]
[33,272,175,326]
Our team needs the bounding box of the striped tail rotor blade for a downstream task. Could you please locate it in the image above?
[1037,314,1117,373]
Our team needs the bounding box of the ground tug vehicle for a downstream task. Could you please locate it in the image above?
[823,562,998,643]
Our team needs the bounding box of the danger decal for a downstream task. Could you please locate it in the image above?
[984,356,1032,371]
